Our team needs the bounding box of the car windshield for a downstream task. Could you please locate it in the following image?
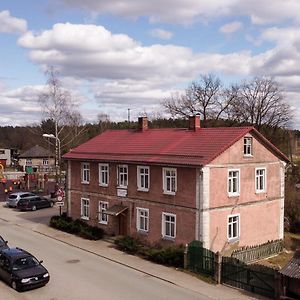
[12,256,40,270]
[8,195,17,199]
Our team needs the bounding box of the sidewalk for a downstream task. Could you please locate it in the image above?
[15,220,266,300]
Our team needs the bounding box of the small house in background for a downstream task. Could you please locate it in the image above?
[63,116,289,253]
[0,149,11,167]
[18,145,55,173]
[280,249,300,298]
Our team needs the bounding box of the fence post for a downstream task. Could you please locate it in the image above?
[184,243,188,269]
[274,271,283,300]
[214,251,222,284]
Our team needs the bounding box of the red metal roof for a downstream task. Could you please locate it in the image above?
[63,127,289,166]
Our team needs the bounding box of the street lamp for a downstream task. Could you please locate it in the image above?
[42,133,61,183]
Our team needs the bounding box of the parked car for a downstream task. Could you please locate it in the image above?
[6,192,37,208]
[17,196,54,211]
[0,236,8,251]
[0,247,50,291]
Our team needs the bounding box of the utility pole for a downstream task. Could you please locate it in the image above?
[127,108,131,123]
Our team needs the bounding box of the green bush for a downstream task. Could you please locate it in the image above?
[49,215,104,240]
[114,236,184,268]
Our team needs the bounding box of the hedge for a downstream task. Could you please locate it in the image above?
[50,215,104,240]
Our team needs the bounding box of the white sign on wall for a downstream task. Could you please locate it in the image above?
[117,188,127,197]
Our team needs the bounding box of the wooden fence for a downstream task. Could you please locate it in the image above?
[231,240,283,263]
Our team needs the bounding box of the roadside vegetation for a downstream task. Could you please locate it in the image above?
[114,236,185,268]
[49,215,104,240]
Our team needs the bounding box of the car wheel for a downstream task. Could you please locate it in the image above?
[32,205,37,211]
[11,280,20,291]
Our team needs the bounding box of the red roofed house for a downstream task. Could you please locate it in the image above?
[63,116,289,253]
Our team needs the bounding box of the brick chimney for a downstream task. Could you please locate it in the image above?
[189,115,201,131]
[138,116,148,131]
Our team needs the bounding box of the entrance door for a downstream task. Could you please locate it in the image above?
[119,212,128,236]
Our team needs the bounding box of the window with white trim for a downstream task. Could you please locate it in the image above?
[163,168,177,195]
[99,163,109,187]
[117,165,128,188]
[228,169,240,196]
[81,198,90,220]
[42,158,48,165]
[162,212,176,239]
[81,162,90,184]
[98,201,108,224]
[256,168,266,193]
[244,137,253,156]
[136,208,149,232]
[137,166,150,191]
[228,214,240,240]
[26,158,32,165]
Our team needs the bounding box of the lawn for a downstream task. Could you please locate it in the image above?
[257,232,300,269]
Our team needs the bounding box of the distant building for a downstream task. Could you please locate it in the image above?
[63,116,289,253]
[18,145,55,173]
[0,149,11,167]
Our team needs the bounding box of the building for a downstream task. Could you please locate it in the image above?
[0,149,11,167]
[63,116,289,252]
[18,145,55,173]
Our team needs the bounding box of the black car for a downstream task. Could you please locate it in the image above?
[0,247,50,291]
[17,196,54,211]
[0,236,8,251]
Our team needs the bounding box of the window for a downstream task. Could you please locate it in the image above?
[42,158,48,165]
[81,198,90,220]
[81,163,90,184]
[162,212,176,239]
[136,208,149,232]
[244,137,253,156]
[137,166,150,191]
[163,168,177,195]
[98,201,108,224]
[117,165,128,188]
[99,163,109,187]
[228,214,240,240]
[228,169,240,196]
[256,168,266,193]
[26,158,32,165]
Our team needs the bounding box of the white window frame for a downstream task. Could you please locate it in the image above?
[162,212,176,239]
[81,198,90,220]
[117,164,128,188]
[98,201,108,224]
[136,208,149,232]
[228,214,240,241]
[137,166,150,192]
[162,168,177,195]
[42,158,48,165]
[255,167,266,193]
[26,158,32,165]
[99,163,109,187]
[228,169,240,197]
[81,162,90,184]
[244,137,253,156]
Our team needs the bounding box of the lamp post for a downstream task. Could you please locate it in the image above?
[42,133,61,183]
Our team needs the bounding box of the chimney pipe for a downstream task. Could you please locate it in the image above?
[138,116,148,131]
[189,115,201,131]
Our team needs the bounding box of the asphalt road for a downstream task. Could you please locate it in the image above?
[0,206,208,300]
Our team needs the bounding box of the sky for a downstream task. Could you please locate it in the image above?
[0,0,300,128]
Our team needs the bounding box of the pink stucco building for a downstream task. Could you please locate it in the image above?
[63,116,289,253]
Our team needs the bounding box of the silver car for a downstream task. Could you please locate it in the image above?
[6,192,36,208]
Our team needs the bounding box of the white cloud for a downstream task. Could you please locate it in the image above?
[149,28,173,40]
[56,0,300,25]
[0,10,27,34]
[219,21,243,34]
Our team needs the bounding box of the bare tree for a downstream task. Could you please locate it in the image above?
[39,67,86,158]
[163,74,228,127]
[228,77,292,129]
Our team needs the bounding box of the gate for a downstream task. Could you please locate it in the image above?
[187,240,215,276]
[221,256,275,298]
